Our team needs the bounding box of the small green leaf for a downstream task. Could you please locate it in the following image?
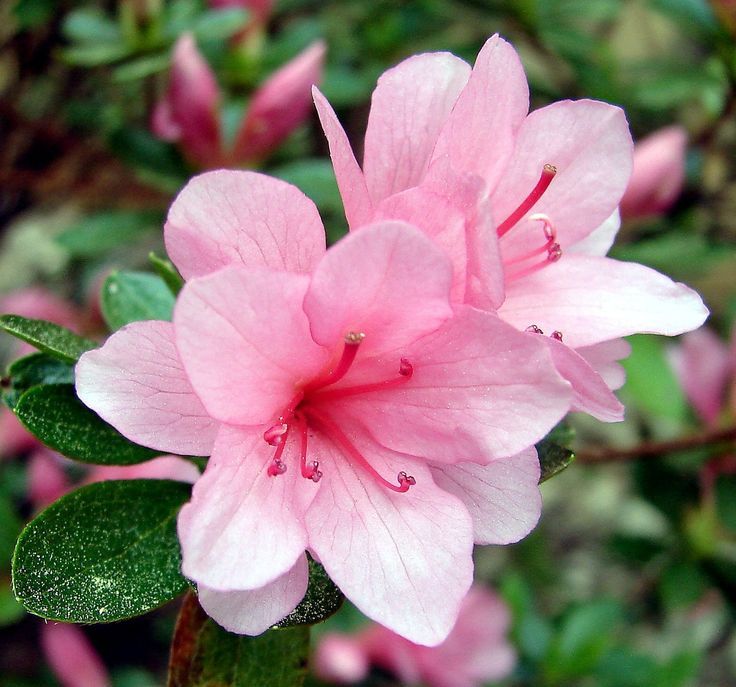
[2,353,74,410]
[14,385,159,465]
[277,557,343,628]
[113,52,171,82]
[0,315,97,364]
[60,43,133,67]
[536,424,575,483]
[13,479,191,623]
[63,8,122,44]
[191,8,249,41]
[55,211,161,258]
[101,271,176,331]
[149,253,184,296]
[168,592,310,687]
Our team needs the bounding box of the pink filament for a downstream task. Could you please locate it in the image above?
[303,333,364,393]
[496,164,557,238]
[310,358,413,403]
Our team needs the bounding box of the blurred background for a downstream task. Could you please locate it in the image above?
[1,0,736,685]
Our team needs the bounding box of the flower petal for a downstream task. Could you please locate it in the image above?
[430,447,541,545]
[492,100,633,256]
[329,307,571,463]
[362,53,471,203]
[178,425,317,591]
[303,222,453,355]
[430,34,529,191]
[174,266,328,426]
[305,434,474,646]
[197,555,309,635]
[164,170,326,279]
[499,255,709,348]
[75,320,219,455]
[568,209,620,257]
[312,87,374,229]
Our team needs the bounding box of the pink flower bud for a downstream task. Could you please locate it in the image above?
[620,125,687,219]
[40,623,111,687]
[231,40,326,164]
[152,33,222,168]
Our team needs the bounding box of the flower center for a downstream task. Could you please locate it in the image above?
[263,332,416,492]
[497,164,562,281]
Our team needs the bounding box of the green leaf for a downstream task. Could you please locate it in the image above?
[168,592,309,687]
[0,579,25,627]
[0,315,97,364]
[55,211,161,258]
[191,8,249,41]
[2,353,74,410]
[101,271,176,331]
[13,479,190,623]
[60,43,133,67]
[13,0,56,29]
[149,253,184,296]
[536,424,576,483]
[14,385,159,465]
[277,557,343,628]
[113,52,171,82]
[63,8,122,44]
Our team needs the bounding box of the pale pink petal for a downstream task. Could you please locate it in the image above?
[150,97,181,141]
[492,100,633,256]
[233,41,326,163]
[620,125,687,219]
[306,434,474,646]
[577,339,631,391]
[198,555,309,635]
[178,425,316,591]
[314,635,370,684]
[430,447,541,545]
[41,623,111,687]
[312,87,374,229]
[303,222,453,355]
[568,209,620,257]
[174,266,328,426]
[28,450,70,508]
[362,53,471,203]
[164,170,326,279]
[669,328,730,424]
[546,337,624,421]
[329,307,571,463]
[430,35,529,192]
[499,255,709,348]
[86,455,200,484]
[76,320,220,456]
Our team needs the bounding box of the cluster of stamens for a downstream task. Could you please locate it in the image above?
[263,332,416,493]
[498,164,563,281]
[525,324,563,342]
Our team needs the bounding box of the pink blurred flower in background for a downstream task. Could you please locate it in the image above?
[619,125,688,219]
[40,622,111,687]
[313,35,707,426]
[151,34,325,169]
[315,587,516,687]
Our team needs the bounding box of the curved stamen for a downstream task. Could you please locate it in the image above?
[264,422,288,446]
[303,332,365,393]
[497,164,557,238]
[297,416,322,482]
[267,427,290,476]
[525,324,544,334]
[310,358,413,403]
[304,407,415,493]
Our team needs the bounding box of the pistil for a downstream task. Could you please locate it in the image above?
[497,164,557,238]
[303,332,365,393]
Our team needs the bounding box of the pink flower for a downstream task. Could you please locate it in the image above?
[40,622,111,687]
[152,35,325,169]
[315,586,516,687]
[620,126,688,219]
[76,170,573,645]
[312,35,708,424]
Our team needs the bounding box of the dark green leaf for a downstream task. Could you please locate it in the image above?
[13,0,56,29]
[149,253,184,296]
[536,424,575,483]
[63,8,122,44]
[101,271,175,331]
[168,592,309,687]
[277,557,343,627]
[0,580,25,627]
[107,128,187,189]
[112,53,171,82]
[191,9,249,41]
[13,479,190,622]
[55,211,161,258]
[0,489,22,564]
[0,315,97,364]
[14,385,159,465]
[2,353,74,410]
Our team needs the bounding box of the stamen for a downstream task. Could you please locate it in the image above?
[267,430,289,477]
[550,331,564,341]
[298,418,322,482]
[263,422,288,446]
[502,214,562,267]
[303,332,365,393]
[305,407,415,493]
[497,164,557,238]
[525,324,544,334]
[310,358,414,403]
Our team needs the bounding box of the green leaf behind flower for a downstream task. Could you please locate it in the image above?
[101,270,176,331]
[2,353,74,410]
[0,315,97,364]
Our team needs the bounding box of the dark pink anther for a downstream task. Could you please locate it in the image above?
[267,459,287,476]
[397,471,416,492]
[399,358,413,377]
[263,422,288,446]
[551,331,564,341]
[525,324,544,334]
[547,243,562,262]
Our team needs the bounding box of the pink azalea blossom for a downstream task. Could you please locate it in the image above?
[312,35,708,425]
[76,169,573,645]
[152,34,325,169]
[315,586,516,687]
[40,622,111,687]
[620,125,688,219]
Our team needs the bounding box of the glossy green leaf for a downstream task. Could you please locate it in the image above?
[13,479,190,623]
[277,557,343,628]
[101,271,175,331]
[149,252,184,296]
[536,424,576,483]
[2,353,74,410]
[14,385,159,465]
[168,592,309,687]
[0,315,97,364]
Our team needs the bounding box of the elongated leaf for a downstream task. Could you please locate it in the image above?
[101,271,176,331]
[13,479,191,622]
[14,384,159,465]
[0,315,97,364]
[2,353,74,410]
[168,592,309,687]
[277,557,343,628]
[149,252,184,295]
